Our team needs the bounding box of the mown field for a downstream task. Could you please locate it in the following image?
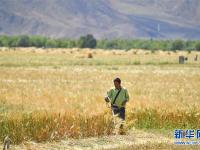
[0,47,200,144]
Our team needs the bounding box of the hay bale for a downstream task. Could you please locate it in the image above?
[151,50,155,54]
[185,57,188,61]
[87,53,93,58]
[133,51,137,55]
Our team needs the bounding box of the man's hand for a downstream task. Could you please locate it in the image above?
[121,100,128,106]
[104,96,110,103]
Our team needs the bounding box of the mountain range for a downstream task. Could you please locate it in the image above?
[0,0,200,39]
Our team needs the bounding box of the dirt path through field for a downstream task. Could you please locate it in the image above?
[0,129,177,150]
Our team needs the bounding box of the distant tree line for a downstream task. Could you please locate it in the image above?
[0,35,77,48]
[0,34,200,51]
[97,39,200,51]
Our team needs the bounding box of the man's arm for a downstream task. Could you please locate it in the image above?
[125,89,129,102]
[122,89,129,106]
[104,89,112,103]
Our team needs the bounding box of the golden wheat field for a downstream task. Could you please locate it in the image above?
[0,47,200,144]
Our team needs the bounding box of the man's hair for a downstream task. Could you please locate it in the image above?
[113,77,121,84]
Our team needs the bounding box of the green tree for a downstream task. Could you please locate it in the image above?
[7,36,19,47]
[30,36,46,47]
[171,40,184,50]
[45,39,57,48]
[195,42,200,51]
[77,34,97,48]
[0,39,2,47]
[17,35,30,47]
[0,35,9,47]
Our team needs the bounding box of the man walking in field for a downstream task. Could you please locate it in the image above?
[104,77,129,134]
